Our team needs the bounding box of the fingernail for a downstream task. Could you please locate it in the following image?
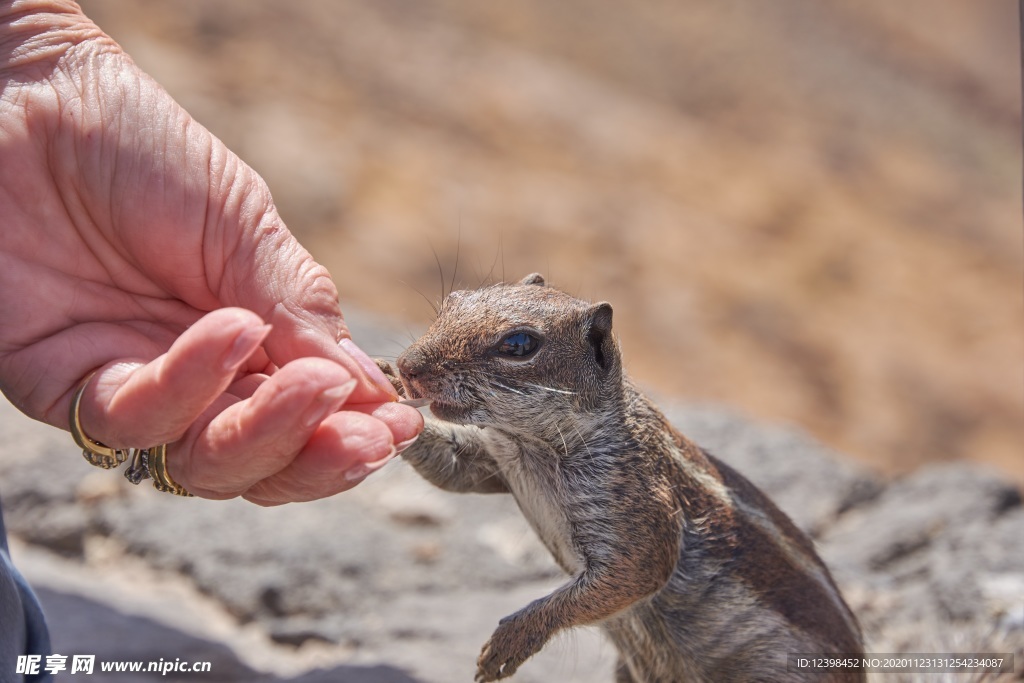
[395,435,419,454]
[301,379,358,428]
[224,324,273,372]
[339,338,398,398]
[343,446,397,481]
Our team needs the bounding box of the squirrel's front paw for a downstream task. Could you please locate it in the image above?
[475,613,550,682]
[374,359,406,397]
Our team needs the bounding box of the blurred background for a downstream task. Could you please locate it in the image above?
[81,0,1022,484]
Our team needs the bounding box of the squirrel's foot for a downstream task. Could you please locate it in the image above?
[374,359,406,397]
[475,612,551,682]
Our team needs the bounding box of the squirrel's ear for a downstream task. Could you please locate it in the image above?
[519,273,546,286]
[585,302,614,371]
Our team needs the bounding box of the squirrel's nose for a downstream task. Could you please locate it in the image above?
[397,348,427,380]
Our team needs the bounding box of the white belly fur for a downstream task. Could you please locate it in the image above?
[482,429,583,575]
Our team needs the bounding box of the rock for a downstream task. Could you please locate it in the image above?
[266,616,337,647]
[75,470,131,505]
[408,540,443,565]
[821,464,1021,576]
[818,465,1024,653]
[0,450,99,556]
[377,481,455,527]
[0,446,85,507]
[7,505,90,557]
[929,507,1024,627]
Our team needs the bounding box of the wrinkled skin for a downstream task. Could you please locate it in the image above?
[0,0,422,504]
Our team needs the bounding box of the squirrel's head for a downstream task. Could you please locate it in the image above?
[396,274,622,431]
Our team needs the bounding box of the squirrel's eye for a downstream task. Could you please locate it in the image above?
[498,332,540,358]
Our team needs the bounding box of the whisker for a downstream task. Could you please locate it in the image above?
[383,333,418,353]
[402,324,419,345]
[450,213,462,296]
[486,231,503,286]
[489,379,527,396]
[571,424,595,460]
[555,424,570,458]
[427,235,446,303]
[467,369,577,398]
[399,279,439,316]
[519,382,577,396]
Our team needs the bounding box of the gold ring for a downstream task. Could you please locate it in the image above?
[145,443,193,497]
[70,372,130,469]
[69,372,192,497]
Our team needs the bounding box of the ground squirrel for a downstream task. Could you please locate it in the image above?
[380,274,864,683]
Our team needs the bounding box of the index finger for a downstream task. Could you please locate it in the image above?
[262,307,399,405]
[219,229,396,404]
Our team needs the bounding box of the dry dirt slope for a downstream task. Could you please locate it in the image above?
[79,0,1023,484]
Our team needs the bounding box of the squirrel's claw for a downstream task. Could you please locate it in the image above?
[475,614,550,681]
[374,359,407,397]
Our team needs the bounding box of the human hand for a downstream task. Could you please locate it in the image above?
[0,1,422,504]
